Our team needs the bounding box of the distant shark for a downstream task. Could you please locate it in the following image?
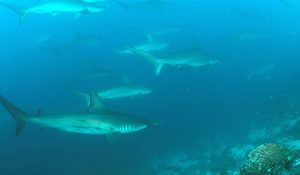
[248,64,277,80]
[114,0,172,10]
[147,27,180,38]
[127,47,219,75]
[0,0,108,25]
[0,91,157,141]
[83,0,108,3]
[40,32,101,55]
[228,32,266,43]
[98,84,153,99]
[78,84,153,106]
[116,33,170,55]
[33,34,52,47]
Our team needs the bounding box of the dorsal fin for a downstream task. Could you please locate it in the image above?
[75,31,85,40]
[88,91,105,111]
[122,74,131,84]
[192,37,200,49]
[146,33,154,43]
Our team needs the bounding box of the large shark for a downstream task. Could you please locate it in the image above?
[116,34,169,55]
[0,91,156,141]
[114,0,172,10]
[0,0,108,25]
[127,47,219,75]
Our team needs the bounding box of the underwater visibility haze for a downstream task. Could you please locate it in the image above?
[1,0,300,174]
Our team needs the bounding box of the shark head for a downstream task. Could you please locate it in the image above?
[185,49,220,67]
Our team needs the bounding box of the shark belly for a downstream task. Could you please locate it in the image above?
[30,3,84,14]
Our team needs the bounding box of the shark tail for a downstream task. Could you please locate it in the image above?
[75,91,91,107]
[126,47,165,76]
[0,2,27,25]
[0,95,27,136]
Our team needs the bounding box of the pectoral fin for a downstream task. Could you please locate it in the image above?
[50,12,58,16]
[73,13,82,20]
[73,9,89,20]
[105,132,121,142]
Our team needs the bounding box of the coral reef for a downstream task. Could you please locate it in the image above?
[240,143,297,175]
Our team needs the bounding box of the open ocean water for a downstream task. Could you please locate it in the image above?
[1,0,300,174]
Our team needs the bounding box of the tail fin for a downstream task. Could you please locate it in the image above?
[0,95,27,136]
[0,2,26,25]
[126,47,164,76]
[75,91,91,107]
[88,91,105,111]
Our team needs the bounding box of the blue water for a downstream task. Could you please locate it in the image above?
[1,0,300,174]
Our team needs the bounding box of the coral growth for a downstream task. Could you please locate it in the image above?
[240,143,297,175]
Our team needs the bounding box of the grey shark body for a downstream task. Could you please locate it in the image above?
[0,1,107,24]
[114,0,172,10]
[227,32,266,44]
[117,34,169,55]
[79,84,153,106]
[40,32,101,55]
[248,64,276,80]
[0,91,155,140]
[128,47,219,75]
[99,84,153,99]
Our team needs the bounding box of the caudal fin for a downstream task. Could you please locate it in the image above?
[0,95,27,136]
[126,47,164,76]
[0,2,26,25]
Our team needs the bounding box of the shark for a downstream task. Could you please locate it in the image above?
[40,32,101,55]
[279,0,297,8]
[83,0,108,3]
[78,84,153,106]
[99,84,153,99]
[247,64,277,80]
[0,0,108,25]
[0,91,156,141]
[33,34,52,47]
[127,47,219,76]
[116,34,169,55]
[148,27,180,38]
[223,32,267,44]
[114,0,172,10]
